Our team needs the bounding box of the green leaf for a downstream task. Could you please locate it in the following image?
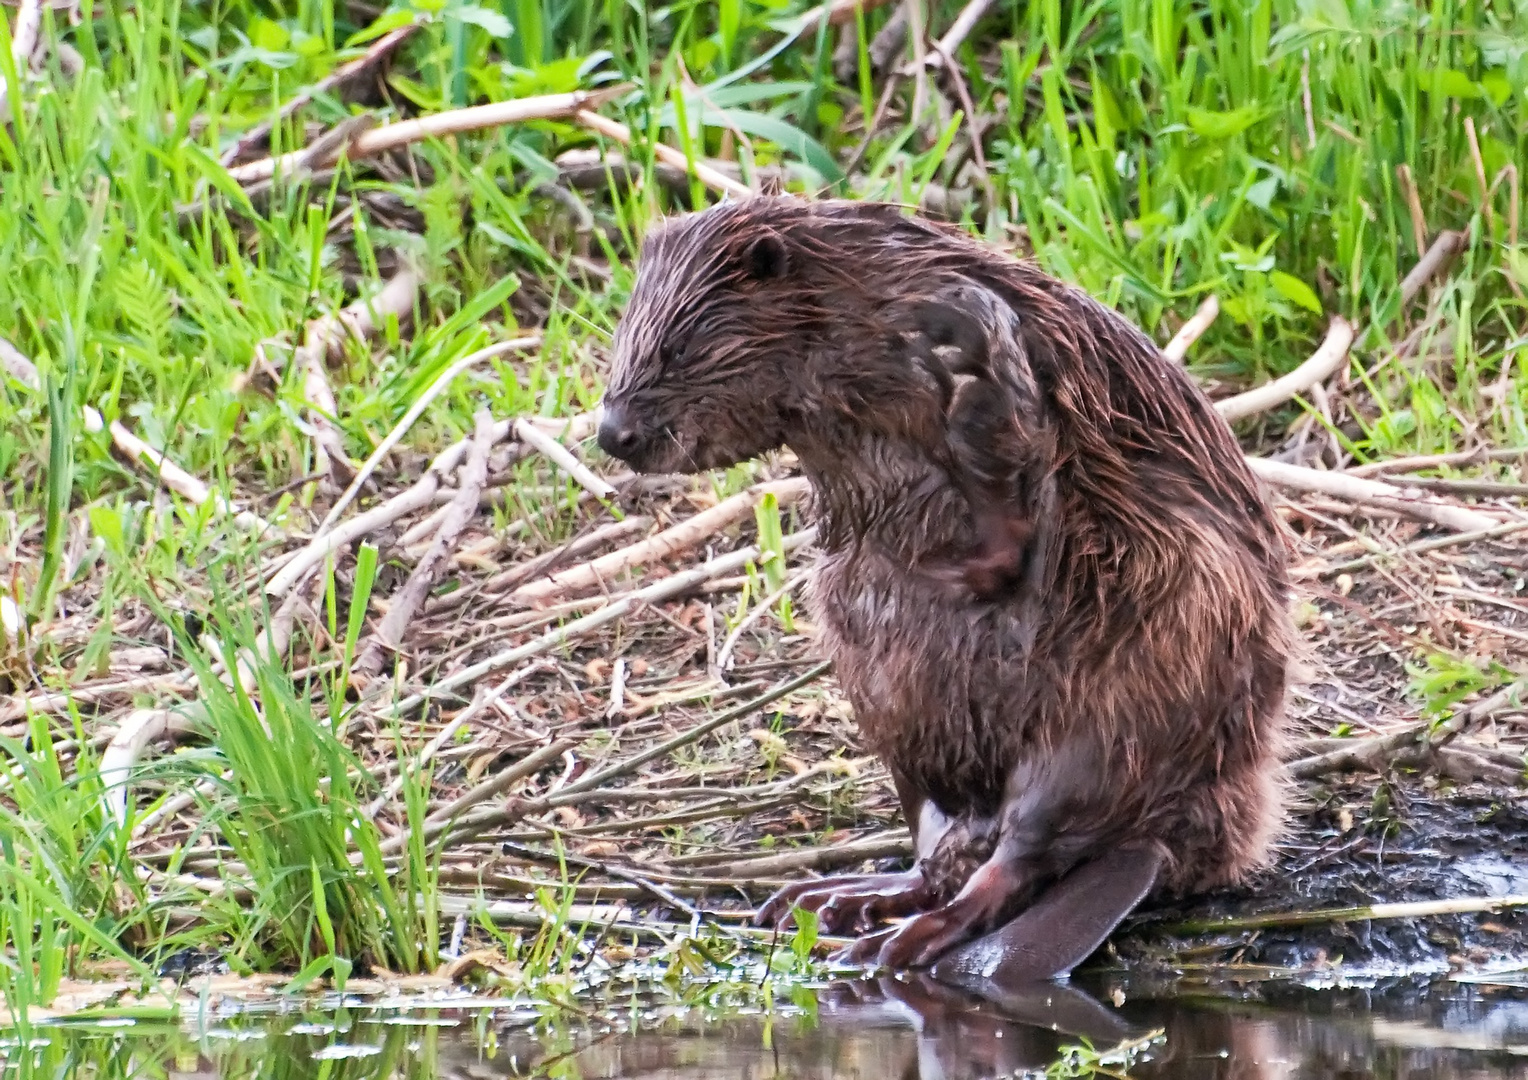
[342,11,415,48]
[689,107,844,184]
[1271,270,1323,313]
[1245,176,1280,211]
[1186,105,1266,140]
[452,5,511,39]
[283,954,333,995]
[1423,69,1482,99]
[248,16,290,52]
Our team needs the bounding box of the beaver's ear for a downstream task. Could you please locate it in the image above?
[742,234,789,281]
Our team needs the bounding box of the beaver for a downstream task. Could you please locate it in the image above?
[596,197,1294,980]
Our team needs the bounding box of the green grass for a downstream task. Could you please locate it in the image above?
[0,0,1525,1025]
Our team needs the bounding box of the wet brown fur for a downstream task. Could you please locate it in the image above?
[599,197,1294,904]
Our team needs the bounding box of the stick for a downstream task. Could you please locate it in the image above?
[513,418,615,500]
[427,516,653,614]
[367,663,549,819]
[388,528,819,715]
[1345,446,1528,477]
[220,23,423,166]
[1312,518,1528,578]
[377,738,579,855]
[677,834,911,878]
[269,414,597,598]
[1288,679,1526,780]
[106,420,272,535]
[509,478,810,604]
[265,457,454,598]
[497,840,700,919]
[560,662,830,799]
[714,569,809,674]
[429,664,834,850]
[319,335,539,530]
[298,267,422,486]
[1397,230,1468,309]
[352,410,497,680]
[1169,894,1528,935]
[906,0,995,72]
[1162,296,1219,363]
[574,109,753,200]
[0,0,41,115]
[99,708,200,827]
[1245,458,1500,533]
[1215,317,1354,423]
[226,87,630,185]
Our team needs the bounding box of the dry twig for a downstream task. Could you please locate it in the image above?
[1162,295,1220,363]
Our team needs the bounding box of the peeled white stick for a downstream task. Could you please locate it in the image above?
[509,477,810,604]
[1162,295,1220,363]
[108,420,272,535]
[513,417,615,500]
[575,109,753,199]
[1245,457,1501,533]
[905,0,996,72]
[390,526,818,715]
[100,709,199,828]
[319,335,541,530]
[267,413,597,599]
[1216,317,1355,423]
[0,0,42,116]
[227,87,628,185]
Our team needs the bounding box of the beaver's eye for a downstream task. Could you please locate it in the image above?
[659,343,685,369]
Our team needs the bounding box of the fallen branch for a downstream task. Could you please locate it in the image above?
[1162,295,1220,363]
[677,833,910,879]
[509,478,810,604]
[377,738,579,855]
[106,419,273,535]
[220,22,424,166]
[1215,317,1355,423]
[365,663,549,818]
[574,109,753,199]
[319,334,539,531]
[1345,446,1528,478]
[426,661,831,849]
[1397,229,1468,308]
[1168,893,1528,935]
[715,569,809,674]
[427,516,653,614]
[352,409,497,681]
[513,417,614,501]
[1288,678,1526,780]
[1245,458,1501,533]
[99,708,201,827]
[227,86,630,185]
[388,527,818,715]
[903,0,995,73]
[1310,518,1528,579]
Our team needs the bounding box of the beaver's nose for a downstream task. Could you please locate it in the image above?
[597,401,646,461]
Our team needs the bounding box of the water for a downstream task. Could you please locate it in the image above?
[9,971,1528,1079]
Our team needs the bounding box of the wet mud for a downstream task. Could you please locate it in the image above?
[1109,775,1528,977]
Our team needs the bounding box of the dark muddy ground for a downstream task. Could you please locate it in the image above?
[1110,776,1528,978]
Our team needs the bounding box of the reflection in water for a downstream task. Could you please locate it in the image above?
[9,974,1528,1080]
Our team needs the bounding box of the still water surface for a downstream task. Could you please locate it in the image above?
[10,972,1528,1079]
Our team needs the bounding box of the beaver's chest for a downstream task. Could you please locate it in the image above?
[808,547,1041,814]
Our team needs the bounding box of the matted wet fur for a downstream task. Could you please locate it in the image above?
[597,197,1295,969]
